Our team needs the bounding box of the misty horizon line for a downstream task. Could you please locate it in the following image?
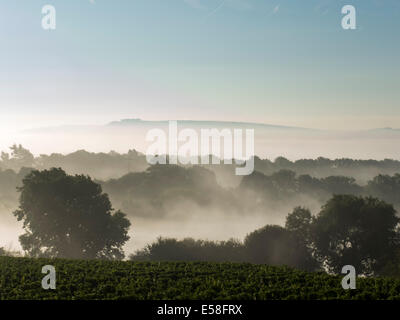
[3,145,400,164]
[20,118,400,133]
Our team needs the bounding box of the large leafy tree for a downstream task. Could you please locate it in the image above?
[312,195,400,276]
[14,168,131,260]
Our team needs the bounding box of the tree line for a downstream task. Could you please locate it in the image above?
[2,144,400,182]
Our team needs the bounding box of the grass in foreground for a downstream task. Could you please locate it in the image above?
[1,256,400,300]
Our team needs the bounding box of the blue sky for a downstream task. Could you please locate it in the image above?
[0,0,399,130]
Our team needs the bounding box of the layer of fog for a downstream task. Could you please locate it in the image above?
[1,123,400,160]
[0,194,323,257]
[0,209,23,252]
[124,193,322,254]
[1,120,399,256]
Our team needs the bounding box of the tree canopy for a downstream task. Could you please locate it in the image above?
[312,195,400,276]
[14,168,131,260]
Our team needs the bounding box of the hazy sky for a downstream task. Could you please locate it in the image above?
[1,0,399,130]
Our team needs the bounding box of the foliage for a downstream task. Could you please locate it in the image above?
[129,196,400,276]
[366,174,400,208]
[4,159,400,221]
[0,144,34,171]
[130,237,244,262]
[285,206,313,242]
[312,195,400,276]
[102,165,237,218]
[13,168,131,260]
[129,230,316,271]
[35,149,148,180]
[243,225,317,271]
[1,256,400,300]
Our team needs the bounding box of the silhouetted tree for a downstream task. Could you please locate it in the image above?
[312,195,400,276]
[14,168,131,260]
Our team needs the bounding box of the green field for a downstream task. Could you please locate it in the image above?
[1,256,400,300]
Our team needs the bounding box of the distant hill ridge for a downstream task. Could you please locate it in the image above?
[107,118,313,130]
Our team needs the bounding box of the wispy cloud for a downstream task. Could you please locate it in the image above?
[206,0,227,18]
[272,5,280,14]
[89,0,95,4]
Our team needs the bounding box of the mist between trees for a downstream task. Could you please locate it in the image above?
[1,145,400,277]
